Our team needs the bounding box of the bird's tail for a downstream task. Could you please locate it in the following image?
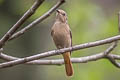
[63,52,74,76]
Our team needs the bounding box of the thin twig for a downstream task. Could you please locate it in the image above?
[0,0,44,48]
[106,55,120,68]
[104,42,117,56]
[9,0,65,41]
[0,35,120,68]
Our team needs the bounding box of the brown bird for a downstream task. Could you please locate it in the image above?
[51,9,73,76]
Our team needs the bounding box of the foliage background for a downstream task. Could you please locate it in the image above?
[0,0,120,80]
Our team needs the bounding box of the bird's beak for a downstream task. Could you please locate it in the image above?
[56,9,60,13]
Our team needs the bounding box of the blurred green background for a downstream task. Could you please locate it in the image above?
[0,0,120,80]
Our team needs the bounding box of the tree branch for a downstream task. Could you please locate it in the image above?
[0,35,120,68]
[0,52,110,65]
[0,0,44,48]
[9,0,65,41]
[0,52,120,65]
[25,54,120,65]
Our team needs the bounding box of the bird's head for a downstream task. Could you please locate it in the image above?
[56,9,67,23]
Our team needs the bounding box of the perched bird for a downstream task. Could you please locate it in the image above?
[51,9,73,76]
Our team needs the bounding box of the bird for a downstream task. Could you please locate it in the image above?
[51,9,73,76]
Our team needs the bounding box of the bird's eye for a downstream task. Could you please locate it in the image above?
[62,13,65,16]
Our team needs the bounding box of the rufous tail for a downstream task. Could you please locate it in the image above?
[63,52,74,76]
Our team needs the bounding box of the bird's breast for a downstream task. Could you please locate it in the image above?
[51,22,71,48]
